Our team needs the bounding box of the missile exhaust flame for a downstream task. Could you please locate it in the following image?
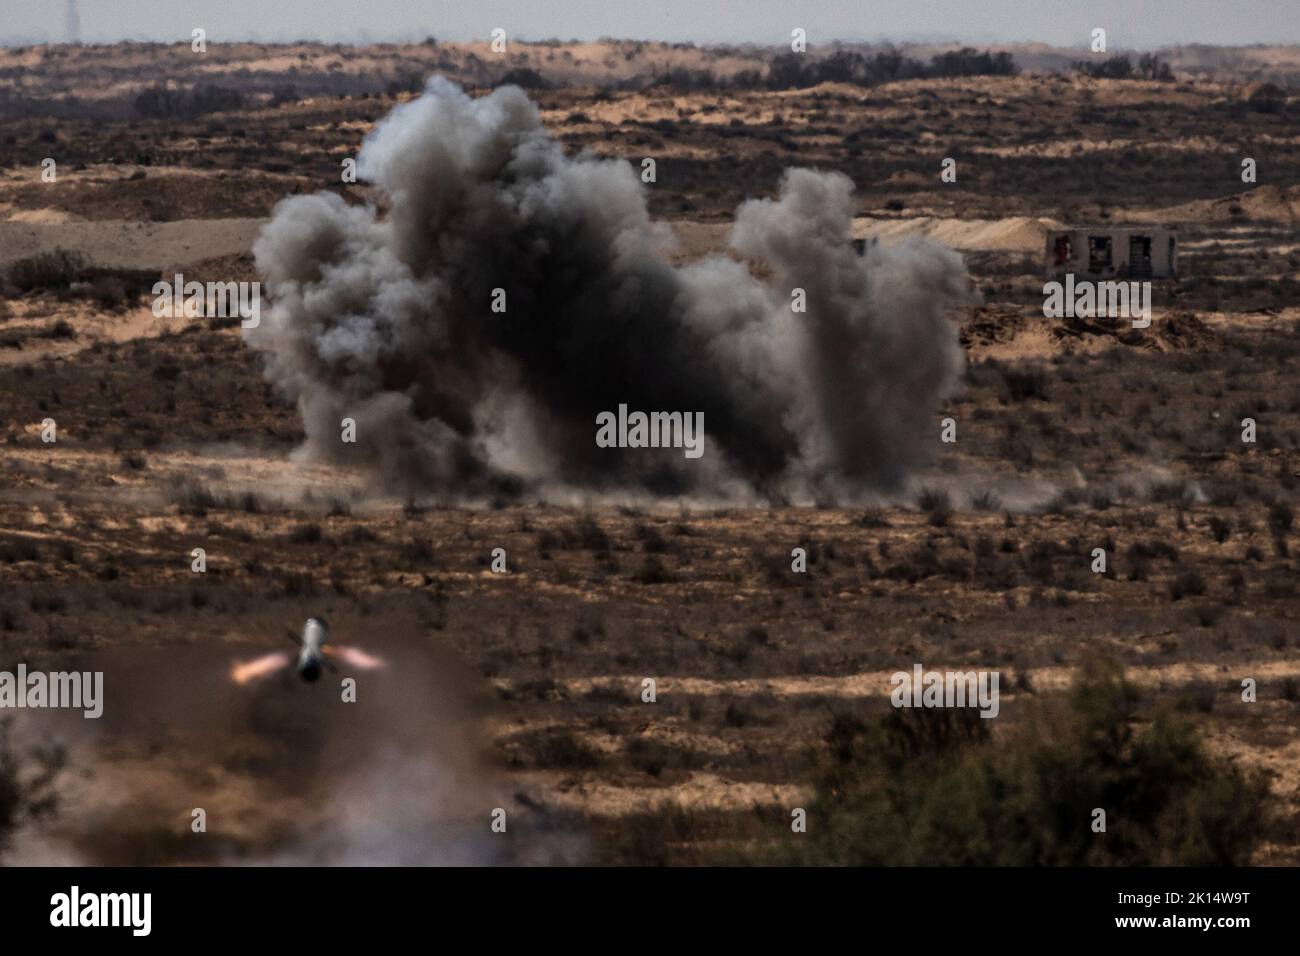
[326,646,387,670]
[230,651,291,685]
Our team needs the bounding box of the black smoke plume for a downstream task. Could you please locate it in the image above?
[247,77,974,503]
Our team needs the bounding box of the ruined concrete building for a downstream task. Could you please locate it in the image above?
[1046,227,1177,280]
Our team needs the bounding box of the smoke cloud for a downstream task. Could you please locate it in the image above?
[247,77,974,503]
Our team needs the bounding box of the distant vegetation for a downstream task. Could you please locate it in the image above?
[132,83,246,120]
[649,46,1020,91]
[1073,53,1175,81]
[762,46,1018,90]
[495,67,551,90]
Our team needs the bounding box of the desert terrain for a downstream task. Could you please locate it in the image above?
[1,39,1298,865]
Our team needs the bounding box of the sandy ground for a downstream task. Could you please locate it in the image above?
[2,52,1298,865]
[0,219,265,270]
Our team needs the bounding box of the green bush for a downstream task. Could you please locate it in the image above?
[782,660,1271,866]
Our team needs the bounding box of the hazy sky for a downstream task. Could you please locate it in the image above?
[4,0,1298,48]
